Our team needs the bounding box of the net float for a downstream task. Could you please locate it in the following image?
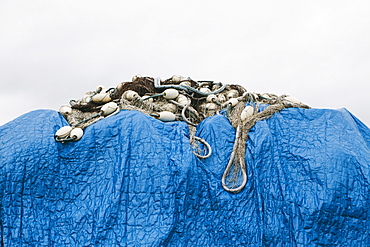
[91,93,111,103]
[158,111,176,122]
[206,94,217,103]
[176,94,190,106]
[171,75,184,83]
[123,90,140,100]
[199,87,211,94]
[59,105,72,115]
[116,82,124,91]
[203,102,217,111]
[217,94,227,103]
[70,128,84,141]
[142,89,179,101]
[55,126,73,139]
[162,89,179,99]
[240,105,254,121]
[227,90,239,99]
[225,98,239,107]
[81,94,93,103]
[180,81,191,87]
[101,102,119,116]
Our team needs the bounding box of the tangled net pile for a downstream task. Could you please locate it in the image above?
[55,75,310,193]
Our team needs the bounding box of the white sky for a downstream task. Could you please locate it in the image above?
[1,0,369,126]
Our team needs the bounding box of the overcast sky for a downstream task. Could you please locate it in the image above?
[1,0,369,127]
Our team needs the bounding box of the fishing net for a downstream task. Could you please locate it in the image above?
[56,75,310,193]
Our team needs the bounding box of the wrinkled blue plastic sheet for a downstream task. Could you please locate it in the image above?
[0,107,369,246]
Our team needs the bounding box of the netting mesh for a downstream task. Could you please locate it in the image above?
[57,75,310,193]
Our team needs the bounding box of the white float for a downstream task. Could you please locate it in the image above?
[240,105,254,121]
[226,98,239,107]
[101,102,118,116]
[217,94,227,103]
[203,102,217,110]
[123,90,139,100]
[180,81,191,87]
[158,111,176,122]
[176,94,190,105]
[227,90,239,99]
[91,93,111,103]
[59,105,72,115]
[163,89,179,100]
[171,75,183,83]
[199,87,211,94]
[70,128,84,141]
[206,94,217,103]
[55,126,73,138]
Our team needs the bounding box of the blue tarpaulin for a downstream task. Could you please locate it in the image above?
[0,107,369,246]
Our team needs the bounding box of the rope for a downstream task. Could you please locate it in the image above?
[154,77,227,96]
[191,136,212,159]
[181,100,197,127]
[221,125,247,193]
[221,100,310,193]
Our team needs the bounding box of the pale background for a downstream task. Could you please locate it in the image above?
[1,0,369,126]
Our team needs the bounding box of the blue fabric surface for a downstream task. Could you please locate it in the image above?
[0,108,369,246]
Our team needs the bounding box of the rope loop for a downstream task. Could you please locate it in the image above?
[191,136,212,159]
[221,125,248,193]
